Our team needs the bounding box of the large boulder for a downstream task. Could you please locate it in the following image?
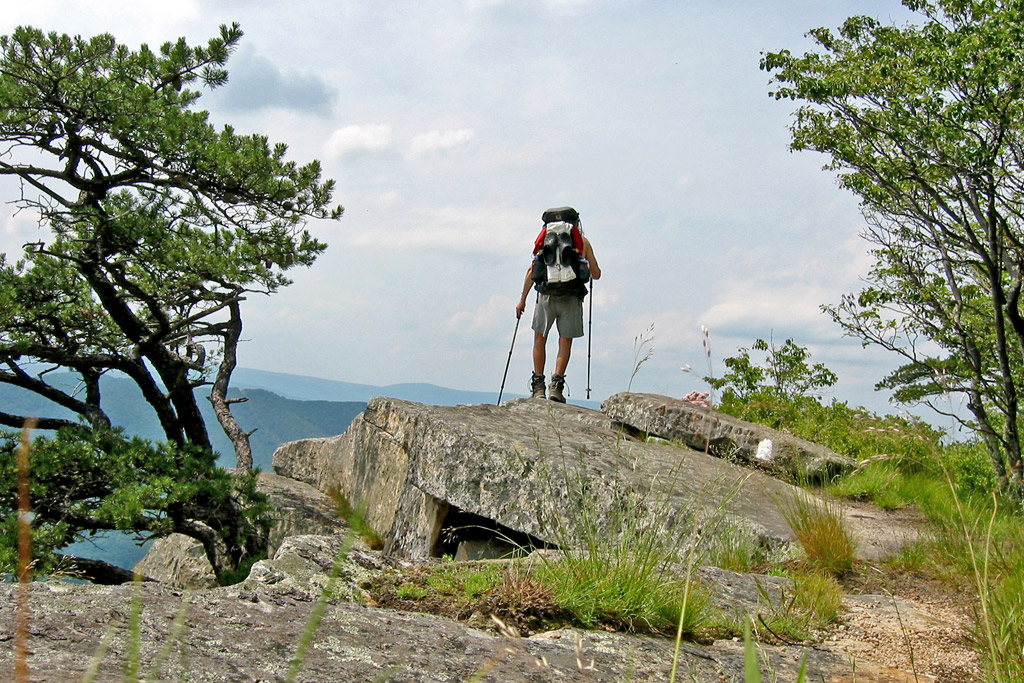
[134,471,348,588]
[602,392,858,481]
[272,397,886,563]
[133,533,219,588]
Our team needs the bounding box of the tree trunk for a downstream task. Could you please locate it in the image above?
[208,299,253,471]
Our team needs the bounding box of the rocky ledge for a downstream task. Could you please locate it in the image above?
[602,392,857,481]
[273,395,914,563]
[1,532,956,682]
[2,393,946,682]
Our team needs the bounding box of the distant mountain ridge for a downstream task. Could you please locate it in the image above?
[231,367,600,409]
[0,369,591,570]
[1,367,596,468]
[230,367,515,405]
[0,378,365,471]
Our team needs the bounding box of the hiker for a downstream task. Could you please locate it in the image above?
[515,207,601,402]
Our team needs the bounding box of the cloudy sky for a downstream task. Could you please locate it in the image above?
[0,1,926,414]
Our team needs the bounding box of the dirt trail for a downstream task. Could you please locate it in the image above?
[819,501,982,682]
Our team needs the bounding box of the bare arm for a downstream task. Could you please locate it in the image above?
[583,237,601,280]
[516,263,533,319]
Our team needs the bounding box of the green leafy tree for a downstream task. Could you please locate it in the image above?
[708,340,947,478]
[0,24,342,468]
[762,0,1024,503]
[706,338,837,402]
[0,427,270,583]
[0,25,342,579]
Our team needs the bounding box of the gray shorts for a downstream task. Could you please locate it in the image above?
[532,293,584,338]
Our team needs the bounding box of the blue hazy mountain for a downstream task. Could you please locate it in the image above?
[0,375,364,471]
[0,367,594,465]
[231,367,513,405]
[231,367,600,409]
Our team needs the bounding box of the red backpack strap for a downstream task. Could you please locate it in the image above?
[533,226,547,255]
[571,225,584,253]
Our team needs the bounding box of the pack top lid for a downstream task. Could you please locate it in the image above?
[542,206,579,225]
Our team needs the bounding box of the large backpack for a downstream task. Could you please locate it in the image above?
[531,206,590,296]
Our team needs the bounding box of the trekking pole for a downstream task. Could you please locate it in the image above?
[586,280,593,399]
[497,313,521,405]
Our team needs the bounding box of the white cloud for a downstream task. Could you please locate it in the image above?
[1,1,203,45]
[336,203,531,256]
[700,282,830,334]
[407,128,476,159]
[445,295,512,334]
[464,0,597,15]
[544,0,595,13]
[464,0,508,10]
[698,236,871,341]
[324,124,394,159]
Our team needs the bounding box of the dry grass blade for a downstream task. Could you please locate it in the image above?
[15,419,37,683]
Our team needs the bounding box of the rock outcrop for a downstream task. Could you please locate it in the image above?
[0,533,871,682]
[2,531,960,682]
[273,396,808,560]
[5,394,947,682]
[603,392,858,481]
[134,471,349,588]
[273,396,910,563]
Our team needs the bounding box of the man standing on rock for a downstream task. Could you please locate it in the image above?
[515,207,601,402]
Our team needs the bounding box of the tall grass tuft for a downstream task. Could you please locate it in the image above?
[757,568,844,643]
[942,488,1024,682]
[627,324,655,392]
[124,575,144,682]
[534,460,715,636]
[743,619,810,683]
[703,523,767,572]
[533,415,746,637]
[327,486,384,550]
[776,490,856,578]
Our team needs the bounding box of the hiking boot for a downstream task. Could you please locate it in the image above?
[549,374,566,403]
[530,372,546,399]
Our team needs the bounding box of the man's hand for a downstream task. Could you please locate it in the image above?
[515,300,526,319]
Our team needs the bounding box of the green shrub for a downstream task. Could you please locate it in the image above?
[941,441,997,496]
[0,427,270,582]
[719,393,943,473]
[711,338,1024,679]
